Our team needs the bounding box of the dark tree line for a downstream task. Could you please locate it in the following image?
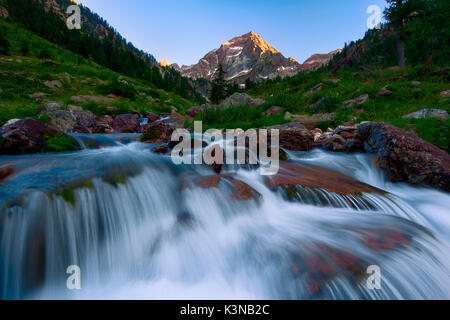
[329,0,449,71]
[4,0,205,102]
[210,65,240,104]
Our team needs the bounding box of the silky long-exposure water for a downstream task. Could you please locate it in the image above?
[0,135,449,300]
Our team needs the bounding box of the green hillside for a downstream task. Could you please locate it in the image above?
[194,0,449,150]
[0,18,196,126]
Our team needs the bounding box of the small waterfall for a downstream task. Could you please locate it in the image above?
[0,138,449,300]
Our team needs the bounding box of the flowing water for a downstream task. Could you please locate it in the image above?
[0,134,449,300]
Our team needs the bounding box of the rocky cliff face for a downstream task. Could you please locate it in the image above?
[300,49,343,71]
[173,31,302,84]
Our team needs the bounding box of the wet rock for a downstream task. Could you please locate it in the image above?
[278,128,314,151]
[359,228,411,251]
[141,123,175,143]
[354,122,450,191]
[267,123,314,151]
[0,164,14,184]
[72,109,100,133]
[343,94,369,108]
[263,106,283,117]
[113,114,139,133]
[152,145,169,154]
[402,109,449,120]
[264,162,382,196]
[97,115,115,133]
[314,125,358,151]
[0,118,58,154]
[146,112,161,123]
[183,174,262,201]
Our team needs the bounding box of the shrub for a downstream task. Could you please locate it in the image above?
[82,101,109,116]
[99,79,138,99]
[41,133,80,153]
[141,127,162,142]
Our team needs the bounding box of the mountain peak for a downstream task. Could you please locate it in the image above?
[177,31,300,84]
[221,31,279,56]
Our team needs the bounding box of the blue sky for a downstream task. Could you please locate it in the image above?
[80,0,388,66]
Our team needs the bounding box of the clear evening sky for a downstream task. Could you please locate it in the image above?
[79,0,388,66]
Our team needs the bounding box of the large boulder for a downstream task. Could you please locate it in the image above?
[268,123,314,151]
[264,162,382,196]
[72,110,100,133]
[220,93,265,109]
[146,112,161,123]
[113,114,139,133]
[47,110,76,132]
[0,118,77,154]
[97,115,115,133]
[182,174,262,201]
[351,122,450,191]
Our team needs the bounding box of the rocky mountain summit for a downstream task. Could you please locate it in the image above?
[300,49,343,71]
[172,31,302,84]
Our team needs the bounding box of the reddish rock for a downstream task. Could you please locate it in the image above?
[113,114,139,133]
[267,124,314,151]
[264,162,382,195]
[146,112,160,123]
[152,145,168,154]
[0,164,14,184]
[278,128,314,151]
[353,122,450,191]
[183,174,262,201]
[97,115,114,126]
[141,123,175,143]
[97,115,114,133]
[72,109,100,133]
[0,118,59,154]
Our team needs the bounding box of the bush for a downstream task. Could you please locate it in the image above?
[141,127,162,142]
[99,79,138,99]
[307,96,339,114]
[82,101,109,116]
[41,133,80,153]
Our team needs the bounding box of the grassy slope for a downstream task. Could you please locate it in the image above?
[0,19,195,125]
[197,65,448,150]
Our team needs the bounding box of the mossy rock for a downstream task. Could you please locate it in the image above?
[141,127,162,142]
[41,133,80,153]
[48,178,94,206]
